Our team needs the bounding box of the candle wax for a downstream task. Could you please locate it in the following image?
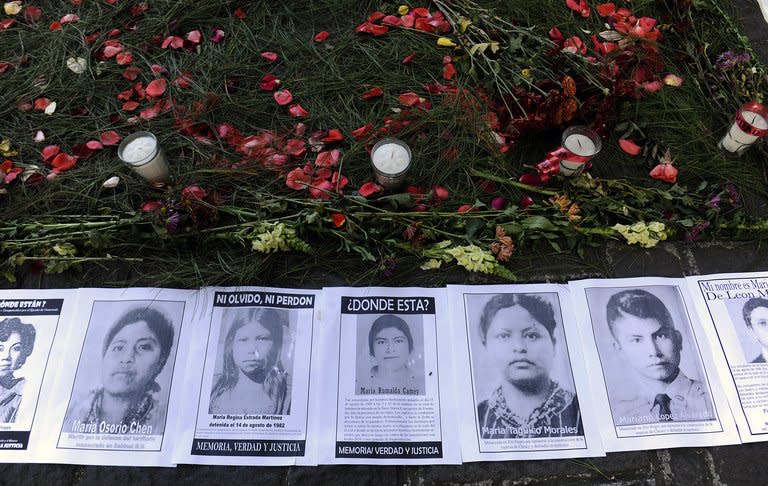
[562,134,597,157]
[121,136,157,164]
[372,143,410,174]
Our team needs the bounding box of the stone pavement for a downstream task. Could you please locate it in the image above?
[4,0,768,484]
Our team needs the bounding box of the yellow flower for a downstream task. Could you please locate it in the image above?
[521,68,531,78]
[397,5,409,15]
[437,37,457,48]
[419,259,443,270]
[0,139,17,157]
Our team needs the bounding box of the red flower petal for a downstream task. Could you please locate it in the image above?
[331,213,346,228]
[103,44,122,58]
[432,185,450,201]
[354,22,388,36]
[361,86,383,100]
[618,138,642,156]
[313,31,330,42]
[273,89,293,106]
[122,66,141,80]
[398,92,421,107]
[596,2,616,17]
[23,5,42,22]
[116,51,133,65]
[351,123,373,140]
[322,129,344,143]
[442,62,456,80]
[382,15,401,26]
[139,103,161,120]
[359,181,383,197]
[146,78,167,97]
[48,21,61,31]
[86,140,103,150]
[288,103,309,118]
[309,179,334,200]
[402,53,416,64]
[315,149,340,167]
[210,28,225,44]
[33,98,51,110]
[284,139,306,158]
[286,167,311,190]
[260,51,278,62]
[457,204,477,213]
[100,130,122,146]
[123,101,139,111]
[151,64,168,75]
[233,7,246,19]
[161,35,184,49]
[186,30,202,44]
[259,73,280,91]
[41,145,61,163]
[60,13,79,24]
[51,152,77,172]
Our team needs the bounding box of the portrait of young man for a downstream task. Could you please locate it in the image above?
[600,288,715,425]
[741,297,768,364]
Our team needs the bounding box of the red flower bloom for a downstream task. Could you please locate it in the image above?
[649,162,678,183]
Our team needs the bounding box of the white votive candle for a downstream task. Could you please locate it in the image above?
[559,126,601,176]
[118,131,169,184]
[371,138,412,189]
[720,106,768,154]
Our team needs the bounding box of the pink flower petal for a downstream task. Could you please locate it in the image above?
[618,138,642,156]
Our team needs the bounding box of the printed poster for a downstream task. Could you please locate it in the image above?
[317,287,460,464]
[39,288,198,466]
[0,289,76,462]
[687,272,768,442]
[447,284,603,461]
[569,277,739,451]
[175,287,320,465]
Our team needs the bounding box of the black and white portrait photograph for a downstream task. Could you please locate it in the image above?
[208,307,295,415]
[726,296,768,364]
[61,300,182,437]
[0,317,36,423]
[586,286,716,426]
[465,293,582,440]
[355,314,426,396]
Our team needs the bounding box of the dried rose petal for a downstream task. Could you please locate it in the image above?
[618,138,642,156]
[146,78,167,97]
[361,86,383,100]
[288,103,309,117]
[273,89,293,105]
[260,51,278,62]
[100,130,122,146]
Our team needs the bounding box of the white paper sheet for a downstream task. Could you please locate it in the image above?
[38,287,199,466]
[686,271,768,442]
[0,289,77,463]
[317,287,460,464]
[446,284,603,461]
[174,287,321,465]
[568,277,739,451]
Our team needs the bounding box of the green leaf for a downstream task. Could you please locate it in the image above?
[465,219,484,238]
[521,216,558,232]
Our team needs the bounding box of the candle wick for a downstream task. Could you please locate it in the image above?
[751,113,758,124]
[577,139,582,148]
